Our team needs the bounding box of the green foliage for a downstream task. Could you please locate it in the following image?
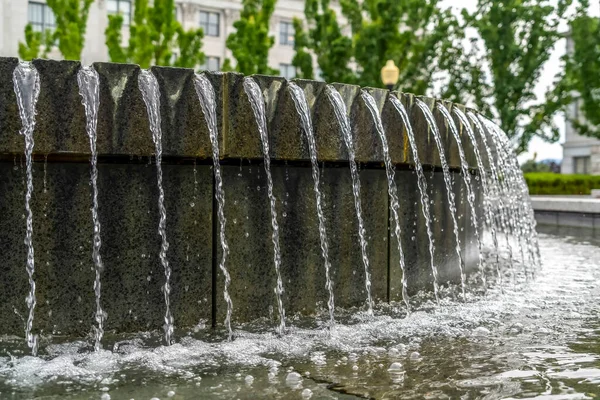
[293,0,463,92]
[18,24,52,61]
[291,18,313,79]
[343,0,464,92]
[226,0,277,75]
[18,0,93,60]
[293,0,354,83]
[47,0,94,60]
[105,0,204,69]
[454,0,571,154]
[538,1,600,139]
[525,172,600,195]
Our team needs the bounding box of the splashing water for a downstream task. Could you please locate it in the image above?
[361,91,409,311]
[13,62,41,356]
[327,86,373,315]
[138,70,174,345]
[288,82,335,326]
[415,99,465,300]
[437,104,483,295]
[243,78,286,334]
[77,66,106,351]
[453,108,490,290]
[388,96,438,303]
[194,74,234,340]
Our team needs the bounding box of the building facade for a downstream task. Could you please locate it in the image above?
[561,34,600,175]
[0,0,342,79]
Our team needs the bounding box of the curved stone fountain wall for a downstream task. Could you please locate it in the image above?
[0,58,487,336]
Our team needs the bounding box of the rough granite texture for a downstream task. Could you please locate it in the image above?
[0,58,486,335]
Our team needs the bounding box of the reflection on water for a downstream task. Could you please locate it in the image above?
[1,231,600,399]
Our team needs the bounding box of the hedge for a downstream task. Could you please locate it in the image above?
[524,172,600,195]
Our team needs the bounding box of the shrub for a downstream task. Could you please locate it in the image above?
[524,172,600,195]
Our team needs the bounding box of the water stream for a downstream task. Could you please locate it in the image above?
[388,96,439,303]
[138,70,174,345]
[194,73,234,340]
[243,77,286,334]
[453,108,490,290]
[13,62,41,356]
[288,82,335,326]
[361,91,410,310]
[77,66,106,351]
[437,104,484,293]
[467,112,504,287]
[415,99,465,299]
[327,86,373,315]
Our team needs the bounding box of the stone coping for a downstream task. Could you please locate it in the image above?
[0,57,488,169]
[530,195,600,214]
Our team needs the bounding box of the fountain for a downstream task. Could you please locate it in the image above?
[0,56,583,400]
[0,57,536,344]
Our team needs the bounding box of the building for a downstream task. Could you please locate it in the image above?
[561,32,600,175]
[0,0,342,79]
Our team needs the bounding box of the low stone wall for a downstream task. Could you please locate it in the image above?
[0,58,485,336]
[531,196,600,229]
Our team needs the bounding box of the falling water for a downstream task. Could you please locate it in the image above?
[243,77,286,334]
[77,66,106,351]
[361,91,409,311]
[415,99,466,299]
[437,104,484,293]
[13,62,41,355]
[483,121,528,275]
[389,96,439,303]
[193,74,234,340]
[482,119,540,274]
[138,70,174,345]
[468,113,511,286]
[453,108,492,290]
[327,87,373,315]
[288,82,336,326]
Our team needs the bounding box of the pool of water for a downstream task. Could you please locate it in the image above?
[1,229,600,399]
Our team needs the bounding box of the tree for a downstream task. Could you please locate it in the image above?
[292,0,354,83]
[225,0,277,75]
[538,1,600,139]
[105,0,204,69]
[18,0,94,61]
[454,0,572,154]
[18,25,53,61]
[340,0,465,92]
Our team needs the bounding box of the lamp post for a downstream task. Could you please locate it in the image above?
[381,60,399,91]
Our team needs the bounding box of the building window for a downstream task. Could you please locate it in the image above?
[280,21,294,46]
[107,0,131,25]
[199,11,219,37]
[200,56,220,71]
[280,64,296,80]
[574,156,591,174]
[28,2,56,32]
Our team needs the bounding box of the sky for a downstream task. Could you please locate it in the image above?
[440,0,600,163]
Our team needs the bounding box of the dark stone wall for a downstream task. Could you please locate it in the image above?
[0,58,487,335]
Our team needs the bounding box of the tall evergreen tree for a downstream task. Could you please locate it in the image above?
[224,0,277,75]
[292,0,353,83]
[105,0,204,68]
[19,0,94,61]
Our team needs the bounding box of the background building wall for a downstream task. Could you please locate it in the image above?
[0,0,343,80]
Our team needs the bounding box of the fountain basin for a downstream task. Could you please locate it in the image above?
[0,57,485,336]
